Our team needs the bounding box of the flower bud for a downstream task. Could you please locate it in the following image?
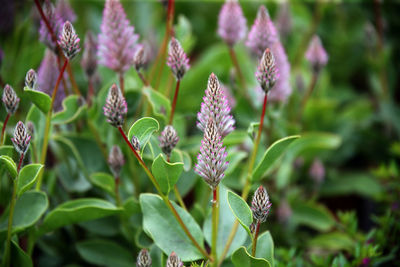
[2,84,20,115]
[26,121,35,141]
[166,252,184,267]
[251,186,272,223]
[108,145,125,176]
[305,35,328,73]
[167,38,190,80]
[136,249,152,267]
[159,125,179,157]
[133,44,146,71]
[130,135,141,152]
[11,121,31,155]
[25,69,38,90]
[58,21,80,60]
[256,48,279,92]
[103,84,127,128]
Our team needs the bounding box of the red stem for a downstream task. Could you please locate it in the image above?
[213,188,217,203]
[17,153,24,173]
[228,47,246,90]
[34,0,57,45]
[119,74,124,95]
[258,94,268,138]
[50,59,69,111]
[118,127,148,174]
[137,71,149,87]
[169,80,180,124]
[1,113,10,145]
[252,221,261,256]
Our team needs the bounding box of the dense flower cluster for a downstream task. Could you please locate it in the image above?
[103,84,127,128]
[136,249,152,267]
[58,21,80,59]
[218,0,247,46]
[166,252,184,267]
[256,48,279,92]
[305,35,328,73]
[25,69,38,90]
[2,84,19,115]
[11,121,31,155]
[251,185,272,223]
[159,125,179,158]
[167,38,190,80]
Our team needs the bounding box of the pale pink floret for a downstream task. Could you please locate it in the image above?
[167,38,190,80]
[98,0,139,75]
[305,35,328,73]
[218,0,247,46]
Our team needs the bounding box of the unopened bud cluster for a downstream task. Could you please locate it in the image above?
[103,84,127,128]
[167,38,190,80]
[251,186,272,223]
[131,135,141,152]
[136,248,152,267]
[256,48,279,92]
[159,125,179,157]
[108,145,125,176]
[25,69,38,90]
[58,21,80,60]
[166,252,184,267]
[11,121,31,155]
[2,85,20,115]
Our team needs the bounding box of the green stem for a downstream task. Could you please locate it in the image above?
[251,221,261,256]
[169,80,180,125]
[173,185,187,211]
[118,126,211,260]
[2,153,24,267]
[211,188,219,267]
[36,59,69,190]
[228,46,246,90]
[1,113,10,145]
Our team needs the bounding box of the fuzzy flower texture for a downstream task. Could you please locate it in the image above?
[166,252,184,267]
[136,249,152,267]
[98,0,139,75]
[251,186,272,223]
[58,21,80,60]
[197,73,235,138]
[256,48,279,92]
[195,119,228,190]
[218,0,247,46]
[159,125,179,158]
[167,38,190,80]
[25,69,38,90]
[2,84,20,115]
[103,84,127,128]
[306,35,328,73]
[11,121,31,155]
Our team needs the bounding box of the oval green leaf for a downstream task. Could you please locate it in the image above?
[127,117,159,153]
[52,95,87,125]
[140,193,205,261]
[253,135,300,181]
[0,155,17,179]
[38,198,121,235]
[231,246,271,267]
[0,145,14,156]
[227,190,253,238]
[89,172,116,196]
[17,164,43,196]
[151,154,184,195]
[143,87,171,123]
[291,201,335,232]
[24,87,51,113]
[11,240,33,267]
[248,231,274,266]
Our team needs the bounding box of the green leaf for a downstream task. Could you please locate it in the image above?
[151,154,184,195]
[89,172,116,196]
[128,117,159,153]
[308,232,354,252]
[0,155,17,179]
[287,132,341,157]
[253,135,300,181]
[76,239,135,267]
[140,193,205,261]
[248,231,274,266]
[52,95,87,125]
[11,240,33,267]
[17,164,43,196]
[24,87,51,113]
[143,87,171,123]
[0,145,14,156]
[0,191,48,234]
[231,246,271,267]
[291,201,335,232]
[38,198,121,235]
[203,185,248,259]
[227,190,253,237]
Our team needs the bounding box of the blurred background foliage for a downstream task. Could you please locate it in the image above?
[0,0,399,266]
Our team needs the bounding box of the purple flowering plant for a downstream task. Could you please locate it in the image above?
[0,1,396,267]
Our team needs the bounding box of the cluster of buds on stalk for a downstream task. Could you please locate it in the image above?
[131,135,141,152]
[58,21,80,60]
[305,35,328,74]
[133,44,147,72]
[167,38,190,81]
[256,48,279,93]
[159,125,179,158]
[2,85,19,115]
[251,186,272,224]
[166,251,184,267]
[103,84,127,128]
[108,145,125,177]
[136,248,152,267]
[11,122,31,156]
[25,69,38,90]
[218,0,247,47]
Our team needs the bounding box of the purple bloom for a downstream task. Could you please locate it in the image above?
[256,48,279,92]
[218,0,247,46]
[25,69,38,90]
[2,84,19,115]
[197,73,235,138]
[159,125,179,158]
[103,83,127,128]
[136,249,152,267]
[58,21,80,60]
[246,5,278,58]
[166,252,183,267]
[98,0,139,75]
[56,0,77,23]
[108,145,124,176]
[309,158,325,184]
[195,119,228,190]
[81,31,98,78]
[37,50,66,112]
[305,35,328,73]
[11,121,31,155]
[167,38,190,80]
[251,185,272,223]
[39,1,63,52]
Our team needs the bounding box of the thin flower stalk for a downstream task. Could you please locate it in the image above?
[251,186,272,256]
[211,187,219,267]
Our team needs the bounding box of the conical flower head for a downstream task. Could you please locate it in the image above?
[58,21,80,59]
[195,119,228,190]
[166,252,184,267]
[39,1,63,52]
[159,125,179,157]
[197,73,235,138]
[218,0,247,46]
[133,44,146,71]
[108,145,125,176]
[56,0,77,23]
[81,31,98,78]
[131,135,141,152]
[268,41,291,102]
[136,249,152,267]
[246,5,279,57]
[38,50,66,112]
[305,35,328,73]
[11,121,31,155]
[251,186,272,223]
[98,0,139,74]
[2,84,19,115]
[256,48,279,92]
[25,69,38,90]
[103,83,127,128]
[167,38,190,80]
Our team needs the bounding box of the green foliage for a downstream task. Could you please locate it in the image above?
[52,95,87,124]
[128,117,160,154]
[23,87,51,114]
[151,154,184,195]
[16,164,43,196]
[227,190,253,237]
[0,155,17,179]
